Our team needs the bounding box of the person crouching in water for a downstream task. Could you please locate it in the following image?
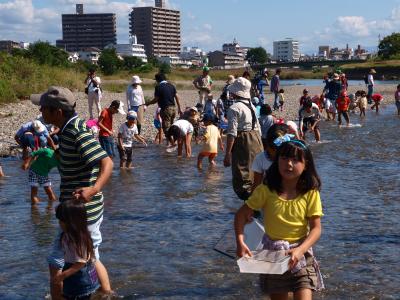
[336,90,351,126]
[21,147,58,205]
[197,114,224,169]
[299,99,322,142]
[166,119,194,158]
[371,93,383,113]
[117,111,147,169]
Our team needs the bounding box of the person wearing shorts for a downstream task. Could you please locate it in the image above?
[36,86,114,299]
[299,100,322,142]
[197,114,224,169]
[22,147,58,205]
[117,111,147,169]
[146,73,183,143]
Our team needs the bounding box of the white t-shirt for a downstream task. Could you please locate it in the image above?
[173,119,194,135]
[126,85,145,108]
[251,151,271,174]
[119,122,138,147]
[87,76,101,94]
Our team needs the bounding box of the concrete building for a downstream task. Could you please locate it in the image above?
[0,40,21,53]
[273,38,300,62]
[318,46,330,58]
[157,56,192,67]
[222,38,250,58]
[208,51,245,69]
[129,0,181,57]
[78,47,101,64]
[56,4,117,52]
[105,35,148,62]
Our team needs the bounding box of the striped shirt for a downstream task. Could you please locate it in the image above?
[59,116,108,225]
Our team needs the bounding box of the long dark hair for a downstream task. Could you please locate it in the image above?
[56,201,94,260]
[264,141,321,195]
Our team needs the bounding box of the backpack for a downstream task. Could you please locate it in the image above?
[363,75,369,85]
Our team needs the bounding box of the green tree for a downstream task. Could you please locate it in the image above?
[159,62,171,74]
[378,32,400,59]
[123,56,144,70]
[98,48,122,75]
[26,41,69,67]
[246,47,270,66]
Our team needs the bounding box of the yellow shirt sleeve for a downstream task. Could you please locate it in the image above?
[245,184,267,210]
[306,189,324,218]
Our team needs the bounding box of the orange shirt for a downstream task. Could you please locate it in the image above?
[336,96,350,111]
[99,108,113,137]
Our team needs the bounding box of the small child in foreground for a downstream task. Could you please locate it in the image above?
[117,111,147,169]
[21,147,58,204]
[55,201,100,300]
[197,114,224,169]
[235,137,324,299]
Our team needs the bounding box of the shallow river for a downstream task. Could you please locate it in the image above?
[0,105,399,299]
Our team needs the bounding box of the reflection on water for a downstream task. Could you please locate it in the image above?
[0,106,400,299]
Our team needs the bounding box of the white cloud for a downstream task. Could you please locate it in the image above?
[203,23,212,30]
[335,16,370,37]
[187,12,195,20]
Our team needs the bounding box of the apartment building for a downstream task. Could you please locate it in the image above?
[129,0,181,57]
[56,4,117,52]
[273,39,300,62]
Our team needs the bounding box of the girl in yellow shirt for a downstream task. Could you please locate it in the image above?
[235,136,324,299]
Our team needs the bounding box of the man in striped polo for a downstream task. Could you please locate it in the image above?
[35,86,113,300]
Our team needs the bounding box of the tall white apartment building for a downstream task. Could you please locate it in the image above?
[273,39,300,62]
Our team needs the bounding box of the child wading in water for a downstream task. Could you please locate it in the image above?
[55,201,100,300]
[117,111,147,169]
[235,137,324,299]
[22,148,58,204]
[153,107,163,144]
[197,114,224,169]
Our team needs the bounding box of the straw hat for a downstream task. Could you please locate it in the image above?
[228,77,251,99]
[333,73,340,80]
[131,75,142,84]
[369,69,377,74]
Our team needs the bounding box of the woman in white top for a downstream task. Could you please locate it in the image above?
[85,70,102,119]
[126,75,145,134]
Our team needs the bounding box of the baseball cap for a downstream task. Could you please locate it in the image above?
[127,110,137,120]
[31,86,76,111]
[110,100,126,115]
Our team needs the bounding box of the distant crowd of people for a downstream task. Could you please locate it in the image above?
[2,64,400,300]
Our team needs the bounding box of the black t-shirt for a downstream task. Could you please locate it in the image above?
[154,82,177,109]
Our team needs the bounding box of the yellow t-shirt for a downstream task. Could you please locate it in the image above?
[201,124,220,153]
[246,184,323,242]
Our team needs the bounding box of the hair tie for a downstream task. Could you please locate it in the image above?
[273,134,295,147]
[273,134,307,149]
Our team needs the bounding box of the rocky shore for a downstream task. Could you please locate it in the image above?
[0,83,397,157]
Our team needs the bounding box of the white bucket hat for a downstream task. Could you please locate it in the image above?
[228,77,251,99]
[131,75,142,84]
[32,120,46,134]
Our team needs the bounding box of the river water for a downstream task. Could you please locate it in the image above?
[0,105,399,299]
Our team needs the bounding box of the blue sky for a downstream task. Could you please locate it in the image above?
[1,0,400,54]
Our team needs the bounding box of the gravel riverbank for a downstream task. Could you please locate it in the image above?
[0,83,397,156]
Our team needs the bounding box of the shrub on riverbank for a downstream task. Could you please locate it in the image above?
[0,53,84,104]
